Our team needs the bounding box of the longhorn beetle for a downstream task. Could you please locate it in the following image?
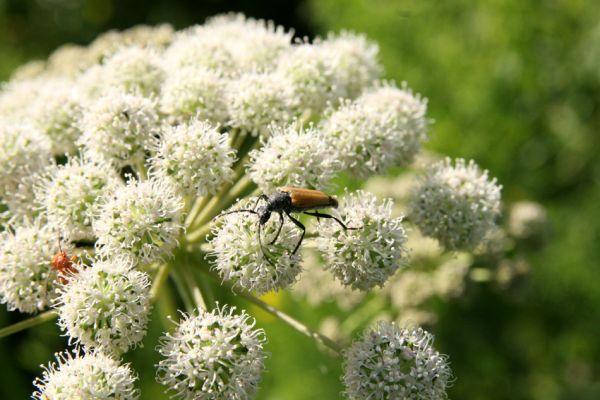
[217,187,359,266]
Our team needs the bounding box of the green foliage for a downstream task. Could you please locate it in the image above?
[308,0,600,399]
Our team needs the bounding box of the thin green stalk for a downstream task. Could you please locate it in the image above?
[197,265,343,355]
[188,164,247,230]
[230,129,245,150]
[0,311,57,339]
[170,265,194,313]
[187,175,255,237]
[179,263,207,310]
[185,195,210,229]
[136,162,148,180]
[150,263,173,301]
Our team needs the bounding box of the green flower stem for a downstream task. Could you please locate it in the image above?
[196,264,343,355]
[135,161,148,180]
[187,175,256,239]
[229,128,244,150]
[185,222,212,244]
[156,284,179,329]
[184,195,209,228]
[179,262,208,310]
[0,310,57,339]
[150,263,173,301]
[187,163,247,231]
[170,264,195,313]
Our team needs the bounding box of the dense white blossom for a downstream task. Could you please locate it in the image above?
[277,43,343,115]
[411,158,502,250]
[322,32,382,99]
[247,124,339,191]
[0,78,43,121]
[0,221,62,313]
[160,65,229,124]
[156,306,267,400]
[227,72,294,137]
[56,258,151,354]
[33,348,139,400]
[0,122,51,212]
[204,13,292,72]
[94,177,183,265]
[150,119,235,197]
[344,322,452,400]
[99,46,165,96]
[78,91,159,168]
[86,24,174,64]
[208,198,302,295]
[164,27,237,74]
[35,156,122,241]
[322,82,428,177]
[29,78,84,154]
[317,191,408,290]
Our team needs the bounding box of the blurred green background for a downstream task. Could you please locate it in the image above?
[1,0,599,399]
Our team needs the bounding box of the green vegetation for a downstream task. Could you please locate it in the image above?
[0,1,598,399]
[308,1,600,399]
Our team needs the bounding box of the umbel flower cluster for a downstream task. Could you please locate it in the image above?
[0,13,513,399]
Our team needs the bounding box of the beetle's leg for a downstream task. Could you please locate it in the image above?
[258,222,276,267]
[303,211,360,230]
[253,194,269,210]
[285,212,305,255]
[269,212,284,245]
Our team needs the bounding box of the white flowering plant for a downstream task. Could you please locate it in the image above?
[0,13,548,400]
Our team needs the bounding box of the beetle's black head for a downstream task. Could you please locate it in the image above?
[257,206,271,225]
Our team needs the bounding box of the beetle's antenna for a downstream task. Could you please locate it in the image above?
[257,222,276,268]
[216,209,259,218]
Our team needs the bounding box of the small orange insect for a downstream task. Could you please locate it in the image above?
[52,240,78,284]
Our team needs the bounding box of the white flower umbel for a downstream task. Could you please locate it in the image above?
[322,32,382,99]
[0,221,62,313]
[247,124,339,191]
[204,13,292,73]
[33,348,139,400]
[208,198,302,295]
[35,156,122,242]
[358,82,428,164]
[29,78,83,155]
[277,43,343,116]
[411,158,502,250]
[94,177,183,265]
[100,46,165,96]
[322,83,428,178]
[56,258,151,354]
[156,306,267,400]
[344,322,452,400]
[150,120,235,197]
[164,27,236,74]
[317,191,408,291]
[0,78,43,122]
[0,119,51,215]
[160,65,229,124]
[78,91,159,168]
[227,72,294,137]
